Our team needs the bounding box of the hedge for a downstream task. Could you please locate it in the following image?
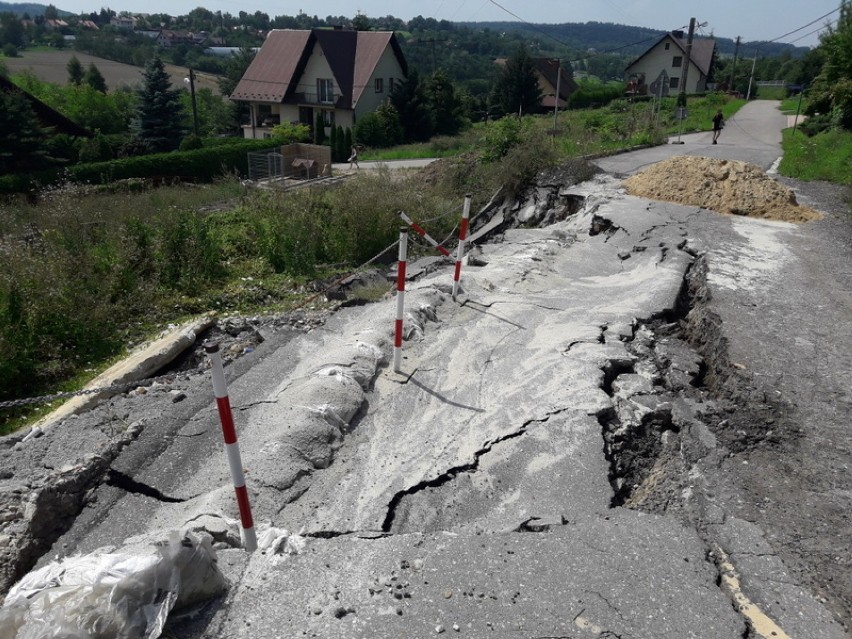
[0,139,279,195]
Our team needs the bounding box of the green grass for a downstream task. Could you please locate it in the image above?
[779,128,852,185]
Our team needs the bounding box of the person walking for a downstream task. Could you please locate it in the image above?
[712,109,724,144]
[348,145,359,169]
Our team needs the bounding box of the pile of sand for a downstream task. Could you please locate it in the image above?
[623,156,821,223]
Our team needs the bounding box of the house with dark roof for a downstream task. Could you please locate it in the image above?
[494,57,578,112]
[534,58,578,109]
[230,28,408,139]
[625,31,716,97]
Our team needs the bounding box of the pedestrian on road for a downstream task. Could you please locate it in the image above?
[712,109,724,144]
[348,146,359,169]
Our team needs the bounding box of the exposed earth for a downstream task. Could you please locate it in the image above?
[624,156,823,223]
[0,101,850,639]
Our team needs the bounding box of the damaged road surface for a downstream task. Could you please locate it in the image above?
[2,100,850,639]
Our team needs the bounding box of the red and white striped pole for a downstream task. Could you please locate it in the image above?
[452,194,472,301]
[399,211,451,257]
[204,341,257,552]
[393,228,408,373]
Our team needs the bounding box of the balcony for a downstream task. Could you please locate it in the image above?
[287,92,339,107]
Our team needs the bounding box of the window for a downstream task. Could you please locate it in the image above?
[665,42,670,50]
[322,110,334,126]
[672,56,682,67]
[388,77,395,92]
[375,78,384,93]
[317,78,334,104]
[670,77,680,89]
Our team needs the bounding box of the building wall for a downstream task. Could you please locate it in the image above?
[353,47,405,120]
[628,39,706,94]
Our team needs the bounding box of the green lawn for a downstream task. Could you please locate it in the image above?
[779,128,852,185]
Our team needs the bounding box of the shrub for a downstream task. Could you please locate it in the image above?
[179,133,204,151]
[481,116,528,163]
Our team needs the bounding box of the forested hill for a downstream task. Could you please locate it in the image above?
[463,21,811,59]
[0,2,72,16]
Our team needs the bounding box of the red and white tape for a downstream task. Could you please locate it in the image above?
[399,211,451,257]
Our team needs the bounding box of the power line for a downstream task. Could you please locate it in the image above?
[763,6,842,44]
[784,21,836,46]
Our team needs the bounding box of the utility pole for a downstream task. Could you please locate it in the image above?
[746,52,758,100]
[678,17,696,101]
[552,58,561,134]
[187,68,199,137]
[729,36,741,91]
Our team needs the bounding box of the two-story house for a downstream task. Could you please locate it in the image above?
[230,28,407,140]
[625,31,716,97]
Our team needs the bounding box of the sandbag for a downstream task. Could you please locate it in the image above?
[0,531,226,639]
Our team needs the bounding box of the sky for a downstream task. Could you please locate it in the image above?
[59,0,842,47]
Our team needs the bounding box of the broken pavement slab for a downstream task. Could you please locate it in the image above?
[30,314,216,433]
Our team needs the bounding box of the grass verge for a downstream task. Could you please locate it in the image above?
[779,128,852,185]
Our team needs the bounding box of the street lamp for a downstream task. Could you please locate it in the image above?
[183,68,199,137]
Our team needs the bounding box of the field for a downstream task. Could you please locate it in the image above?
[1,49,221,94]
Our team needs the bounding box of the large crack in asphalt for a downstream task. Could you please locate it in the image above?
[381,414,556,533]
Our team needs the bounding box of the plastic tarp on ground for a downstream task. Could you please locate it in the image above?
[0,531,226,639]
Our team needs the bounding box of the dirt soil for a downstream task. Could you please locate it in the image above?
[623,156,822,223]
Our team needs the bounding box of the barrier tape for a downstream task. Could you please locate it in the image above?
[399,211,451,257]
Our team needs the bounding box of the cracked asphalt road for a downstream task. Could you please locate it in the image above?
[1,100,849,639]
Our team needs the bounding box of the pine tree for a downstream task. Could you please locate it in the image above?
[67,55,84,86]
[335,124,347,162]
[84,63,107,94]
[343,127,353,157]
[134,56,185,153]
[329,123,337,158]
[0,90,49,174]
[491,44,542,117]
[389,69,433,142]
[314,111,326,144]
[425,69,465,136]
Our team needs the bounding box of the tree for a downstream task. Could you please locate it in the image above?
[491,44,543,116]
[67,55,84,85]
[84,63,107,93]
[425,69,466,136]
[806,0,852,129]
[218,47,256,98]
[314,111,326,144]
[133,56,185,153]
[0,89,50,174]
[0,12,25,48]
[354,102,403,147]
[352,12,371,31]
[389,69,433,142]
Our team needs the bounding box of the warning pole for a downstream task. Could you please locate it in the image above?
[204,341,257,552]
[393,228,408,373]
[452,194,472,301]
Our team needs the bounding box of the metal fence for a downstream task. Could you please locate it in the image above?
[247,144,333,184]
[247,150,285,182]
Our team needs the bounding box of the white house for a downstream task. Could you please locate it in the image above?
[625,31,716,97]
[230,28,408,140]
